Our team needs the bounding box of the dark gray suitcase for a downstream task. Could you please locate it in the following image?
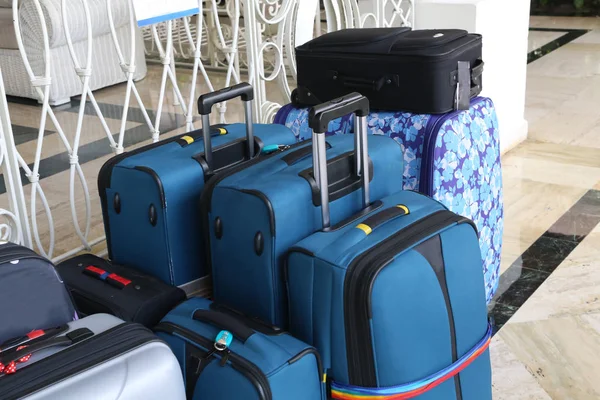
[0,242,77,344]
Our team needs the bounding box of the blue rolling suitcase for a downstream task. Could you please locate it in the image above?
[204,93,404,327]
[285,106,492,400]
[154,297,324,400]
[274,96,503,302]
[98,84,298,291]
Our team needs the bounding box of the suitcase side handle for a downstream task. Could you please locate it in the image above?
[308,93,370,230]
[197,83,255,173]
[0,328,93,366]
[193,310,255,343]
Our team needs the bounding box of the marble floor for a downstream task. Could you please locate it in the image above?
[490,16,600,400]
[1,14,600,400]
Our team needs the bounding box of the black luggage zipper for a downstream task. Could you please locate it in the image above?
[0,245,48,265]
[344,210,475,387]
[0,323,157,400]
[155,322,273,400]
[300,38,479,61]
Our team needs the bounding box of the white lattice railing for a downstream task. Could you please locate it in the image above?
[0,69,27,247]
[5,0,412,263]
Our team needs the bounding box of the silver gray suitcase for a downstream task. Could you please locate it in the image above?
[0,314,186,400]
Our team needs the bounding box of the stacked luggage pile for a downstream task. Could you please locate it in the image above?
[0,27,501,399]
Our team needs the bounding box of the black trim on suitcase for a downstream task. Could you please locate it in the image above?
[193,310,255,342]
[96,124,227,259]
[208,303,285,336]
[415,235,463,399]
[239,189,276,236]
[0,323,158,400]
[192,137,265,182]
[186,342,214,398]
[155,322,272,400]
[287,348,324,386]
[298,152,374,207]
[133,166,166,208]
[340,210,476,387]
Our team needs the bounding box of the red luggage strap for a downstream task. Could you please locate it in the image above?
[84,265,132,289]
[330,322,493,399]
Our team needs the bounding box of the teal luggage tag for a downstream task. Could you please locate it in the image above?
[214,330,233,367]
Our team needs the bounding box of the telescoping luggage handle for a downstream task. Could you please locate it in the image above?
[198,83,255,173]
[308,93,370,229]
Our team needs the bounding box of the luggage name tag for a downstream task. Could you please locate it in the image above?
[214,330,233,367]
[455,61,471,111]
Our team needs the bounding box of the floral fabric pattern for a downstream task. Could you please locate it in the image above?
[275,98,503,302]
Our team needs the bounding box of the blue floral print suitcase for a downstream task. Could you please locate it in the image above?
[274,97,503,302]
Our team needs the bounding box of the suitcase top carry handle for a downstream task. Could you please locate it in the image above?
[355,204,410,236]
[193,310,255,343]
[0,328,93,367]
[197,83,255,115]
[308,93,370,230]
[197,83,255,173]
[308,92,369,134]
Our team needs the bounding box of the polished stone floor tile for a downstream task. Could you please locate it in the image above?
[500,178,588,274]
[491,334,553,399]
[528,30,567,53]
[530,15,600,30]
[504,226,600,324]
[499,314,600,399]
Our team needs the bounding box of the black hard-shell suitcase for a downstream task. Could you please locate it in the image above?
[294,28,483,114]
[56,254,186,327]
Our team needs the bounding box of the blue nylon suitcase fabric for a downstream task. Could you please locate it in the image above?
[274,96,503,302]
[205,133,404,328]
[154,297,324,400]
[286,191,493,399]
[98,85,298,289]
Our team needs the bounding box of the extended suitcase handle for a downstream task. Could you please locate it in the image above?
[193,310,255,343]
[308,93,370,229]
[197,83,255,173]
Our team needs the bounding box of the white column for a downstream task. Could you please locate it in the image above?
[415,0,530,154]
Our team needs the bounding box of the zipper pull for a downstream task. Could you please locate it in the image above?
[219,349,231,367]
[214,330,233,368]
[261,144,290,155]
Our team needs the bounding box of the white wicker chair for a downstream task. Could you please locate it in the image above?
[0,0,147,106]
